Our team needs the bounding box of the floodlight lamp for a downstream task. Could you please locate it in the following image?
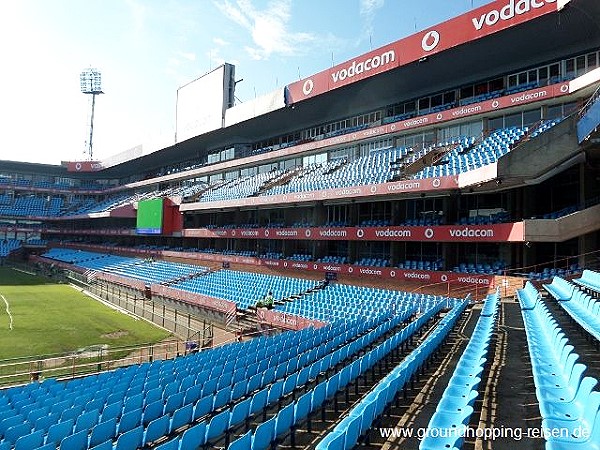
[80,68,103,94]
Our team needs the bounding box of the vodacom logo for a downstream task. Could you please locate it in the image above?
[422,30,440,52]
[303,79,314,96]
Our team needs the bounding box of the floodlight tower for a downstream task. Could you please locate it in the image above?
[80,68,104,160]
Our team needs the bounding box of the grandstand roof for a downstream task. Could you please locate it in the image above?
[94,0,600,178]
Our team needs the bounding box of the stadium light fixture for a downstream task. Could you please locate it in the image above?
[80,68,104,160]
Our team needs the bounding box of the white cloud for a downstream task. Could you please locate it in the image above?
[214,0,314,60]
[360,0,384,42]
[178,51,196,62]
[126,0,147,42]
[213,37,229,47]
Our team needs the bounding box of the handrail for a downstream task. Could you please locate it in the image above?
[579,83,600,118]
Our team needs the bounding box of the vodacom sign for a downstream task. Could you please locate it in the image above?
[472,0,556,31]
[286,0,562,104]
[330,50,397,85]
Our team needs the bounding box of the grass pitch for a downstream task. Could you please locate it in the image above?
[0,267,170,360]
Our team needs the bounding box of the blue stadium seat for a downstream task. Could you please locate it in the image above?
[252,416,276,450]
[205,410,230,444]
[179,422,207,450]
[13,429,44,450]
[47,419,75,446]
[144,415,170,446]
[59,429,88,450]
[170,403,193,434]
[114,425,143,450]
[229,397,251,429]
[89,418,117,448]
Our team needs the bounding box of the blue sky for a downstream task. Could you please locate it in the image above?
[0,0,490,165]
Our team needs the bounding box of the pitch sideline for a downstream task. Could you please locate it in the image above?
[1,293,14,331]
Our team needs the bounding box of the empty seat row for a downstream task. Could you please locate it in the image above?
[315,300,467,450]
[419,290,499,449]
[543,276,600,342]
[573,269,600,294]
[517,282,600,449]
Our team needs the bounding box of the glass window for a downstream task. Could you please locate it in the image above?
[538,66,549,85]
[475,82,488,95]
[505,112,522,128]
[302,155,315,167]
[461,120,483,138]
[460,85,474,99]
[423,131,435,146]
[549,63,560,81]
[488,117,504,132]
[404,101,416,113]
[576,55,586,76]
[565,58,575,79]
[547,104,563,120]
[282,158,297,170]
[564,101,578,115]
[258,163,276,173]
[587,52,598,70]
[440,125,460,141]
[330,147,352,160]
[443,91,456,104]
[523,108,541,126]
[315,153,327,164]
[489,77,504,92]
[507,74,518,88]
[518,72,527,85]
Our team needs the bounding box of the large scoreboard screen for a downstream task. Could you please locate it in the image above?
[136,198,163,234]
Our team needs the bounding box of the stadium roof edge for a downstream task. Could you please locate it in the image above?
[63,0,598,179]
[285,0,567,104]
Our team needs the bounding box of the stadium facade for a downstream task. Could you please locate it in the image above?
[0,0,599,292]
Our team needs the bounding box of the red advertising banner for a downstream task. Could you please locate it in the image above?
[289,82,569,154]
[183,222,524,243]
[261,259,496,288]
[66,161,105,172]
[151,284,237,314]
[287,0,561,102]
[256,308,327,330]
[30,255,85,274]
[181,176,458,212]
[96,272,147,291]
[48,243,496,288]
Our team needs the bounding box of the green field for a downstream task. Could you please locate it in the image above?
[0,267,171,360]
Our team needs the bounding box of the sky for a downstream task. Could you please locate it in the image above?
[0,0,491,166]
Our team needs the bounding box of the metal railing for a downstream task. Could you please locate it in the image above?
[0,339,186,388]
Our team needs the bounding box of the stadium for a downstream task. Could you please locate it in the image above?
[1,0,600,449]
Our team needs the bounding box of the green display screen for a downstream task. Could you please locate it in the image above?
[136,198,163,234]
